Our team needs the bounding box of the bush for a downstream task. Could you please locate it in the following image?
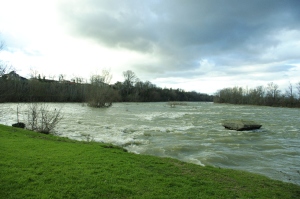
[26,103,62,134]
[87,70,120,108]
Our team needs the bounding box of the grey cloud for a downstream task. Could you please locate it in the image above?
[59,0,300,78]
[61,0,159,52]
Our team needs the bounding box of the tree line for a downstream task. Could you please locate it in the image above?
[0,70,213,106]
[214,82,300,108]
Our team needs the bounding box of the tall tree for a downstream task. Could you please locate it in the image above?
[122,70,138,100]
[285,82,295,107]
[123,70,138,87]
[296,82,300,97]
[0,41,11,76]
[266,82,280,106]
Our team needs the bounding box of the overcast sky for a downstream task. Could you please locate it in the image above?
[1,0,300,94]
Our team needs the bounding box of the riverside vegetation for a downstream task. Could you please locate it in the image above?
[1,124,300,199]
[214,82,300,108]
[0,70,213,106]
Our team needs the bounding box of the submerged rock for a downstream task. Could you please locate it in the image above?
[12,122,26,129]
[222,120,262,131]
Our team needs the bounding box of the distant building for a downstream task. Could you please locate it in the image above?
[1,71,27,81]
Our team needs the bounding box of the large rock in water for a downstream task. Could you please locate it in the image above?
[222,120,262,131]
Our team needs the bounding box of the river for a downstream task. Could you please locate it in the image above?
[1,102,299,185]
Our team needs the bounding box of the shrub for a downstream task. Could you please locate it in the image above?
[26,103,62,134]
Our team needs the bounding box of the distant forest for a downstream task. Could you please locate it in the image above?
[214,82,300,108]
[3,69,300,109]
[0,70,213,105]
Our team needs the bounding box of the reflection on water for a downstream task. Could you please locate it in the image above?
[1,102,300,185]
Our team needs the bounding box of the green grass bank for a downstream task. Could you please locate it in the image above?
[0,124,299,199]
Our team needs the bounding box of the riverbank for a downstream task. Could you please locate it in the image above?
[0,124,299,198]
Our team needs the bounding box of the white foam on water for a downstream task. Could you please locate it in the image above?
[135,110,194,122]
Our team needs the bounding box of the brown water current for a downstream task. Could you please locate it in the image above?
[1,102,299,185]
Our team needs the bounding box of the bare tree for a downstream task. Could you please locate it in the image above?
[0,41,11,76]
[26,103,63,134]
[122,70,139,98]
[71,75,85,84]
[297,82,300,101]
[0,40,14,76]
[59,74,66,82]
[90,69,112,86]
[285,82,295,106]
[123,70,138,87]
[0,40,14,103]
[286,82,293,97]
[266,82,280,106]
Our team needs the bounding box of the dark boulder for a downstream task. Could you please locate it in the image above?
[222,120,262,131]
[12,122,26,129]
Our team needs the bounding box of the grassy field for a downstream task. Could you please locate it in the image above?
[0,124,299,199]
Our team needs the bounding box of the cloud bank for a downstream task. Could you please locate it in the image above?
[59,1,300,75]
[1,0,300,93]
